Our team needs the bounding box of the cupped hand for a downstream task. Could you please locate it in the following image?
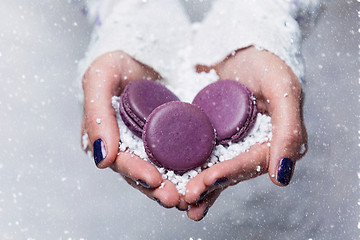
[185,46,308,221]
[81,51,179,208]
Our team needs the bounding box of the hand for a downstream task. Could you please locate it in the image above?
[81,51,179,208]
[185,46,308,221]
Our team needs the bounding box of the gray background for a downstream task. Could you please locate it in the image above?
[0,1,358,239]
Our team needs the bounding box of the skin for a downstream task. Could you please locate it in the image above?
[81,46,307,220]
[82,51,179,207]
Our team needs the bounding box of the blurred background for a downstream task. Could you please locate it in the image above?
[0,0,358,239]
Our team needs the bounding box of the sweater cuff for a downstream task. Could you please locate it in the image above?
[192,0,305,82]
[77,0,192,85]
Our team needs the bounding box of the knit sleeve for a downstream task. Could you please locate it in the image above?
[192,0,327,83]
[77,0,192,84]
[78,0,326,85]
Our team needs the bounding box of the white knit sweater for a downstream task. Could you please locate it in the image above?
[78,0,326,84]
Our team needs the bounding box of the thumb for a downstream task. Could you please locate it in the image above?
[82,53,123,169]
[84,97,120,169]
[81,51,160,168]
[267,85,307,186]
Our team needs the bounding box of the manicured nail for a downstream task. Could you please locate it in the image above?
[197,190,208,203]
[203,206,210,218]
[93,138,107,165]
[176,205,190,211]
[196,206,210,222]
[154,197,168,208]
[210,177,228,187]
[277,158,294,186]
[137,179,152,189]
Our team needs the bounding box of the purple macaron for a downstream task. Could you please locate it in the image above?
[143,102,216,173]
[192,80,257,145]
[119,80,180,137]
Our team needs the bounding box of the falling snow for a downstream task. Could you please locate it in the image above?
[0,1,358,240]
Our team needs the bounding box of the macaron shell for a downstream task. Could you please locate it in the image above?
[119,80,180,137]
[126,80,180,124]
[143,102,216,173]
[192,80,257,144]
[118,96,143,137]
[122,91,147,128]
[224,87,257,144]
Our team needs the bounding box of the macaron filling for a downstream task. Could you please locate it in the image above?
[228,87,257,143]
[119,97,144,137]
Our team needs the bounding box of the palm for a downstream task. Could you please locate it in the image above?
[185,47,307,221]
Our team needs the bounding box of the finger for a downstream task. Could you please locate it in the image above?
[184,171,208,204]
[110,151,163,188]
[124,177,179,208]
[82,52,126,168]
[264,73,307,186]
[151,180,180,208]
[184,144,268,205]
[113,151,179,208]
[82,51,159,168]
[203,143,269,188]
[187,188,222,221]
[176,195,189,211]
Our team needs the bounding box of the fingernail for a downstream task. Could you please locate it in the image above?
[196,206,210,222]
[277,158,294,186]
[154,197,168,208]
[137,179,152,189]
[176,206,190,212]
[197,190,208,203]
[203,206,210,218]
[210,177,228,187]
[93,138,107,165]
[176,205,190,211]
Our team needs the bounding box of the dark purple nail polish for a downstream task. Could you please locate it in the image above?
[196,206,210,222]
[137,179,152,189]
[277,158,294,186]
[176,205,190,211]
[154,197,168,208]
[197,190,208,203]
[210,177,228,187]
[203,206,210,218]
[93,138,107,166]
